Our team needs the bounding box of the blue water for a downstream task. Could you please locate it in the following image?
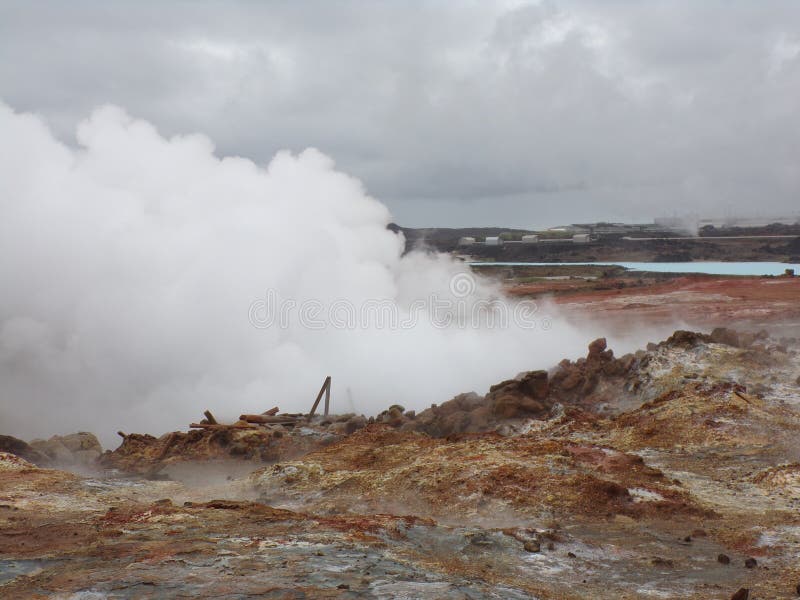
[469,261,800,276]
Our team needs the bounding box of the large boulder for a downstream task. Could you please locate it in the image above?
[29,432,103,467]
[486,370,551,420]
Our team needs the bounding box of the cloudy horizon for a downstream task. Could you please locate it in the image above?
[2,1,799,227]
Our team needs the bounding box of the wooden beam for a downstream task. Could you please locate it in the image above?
[189,423,258,430]
[308,376,331,419]
[239,414,300,425]
[203,410,218,425]
[154,432,178,461]
[262,407,279,416]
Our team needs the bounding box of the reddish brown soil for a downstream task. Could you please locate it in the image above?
[509,275,800,328]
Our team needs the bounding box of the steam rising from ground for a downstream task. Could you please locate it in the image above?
[1,102,622,445]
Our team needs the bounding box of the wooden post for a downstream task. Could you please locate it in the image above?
[203,410,218,425]
[308,376,331,419]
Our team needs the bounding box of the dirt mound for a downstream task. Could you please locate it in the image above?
[251,424,706,521]
[392,337,642,438]
[100,423,341,475]
[603,383,800,452]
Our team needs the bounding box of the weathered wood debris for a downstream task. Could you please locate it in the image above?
[185,376,333,432]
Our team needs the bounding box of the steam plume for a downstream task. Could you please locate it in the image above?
[0,102,609,445]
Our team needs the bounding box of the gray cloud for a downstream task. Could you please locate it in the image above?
[1,0,799,226]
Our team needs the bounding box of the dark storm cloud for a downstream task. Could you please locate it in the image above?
[1,0,799,226]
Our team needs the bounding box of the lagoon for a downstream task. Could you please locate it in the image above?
[469,261,800,276]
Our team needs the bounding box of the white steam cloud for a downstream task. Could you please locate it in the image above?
[0,102,606,446]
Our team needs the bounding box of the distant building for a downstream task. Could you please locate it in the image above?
[572,233,591,244]
[457,236,476,246]
[485,236,503,246]
[521,234,539,244]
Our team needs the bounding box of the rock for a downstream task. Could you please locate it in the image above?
[440,411,471,435]
[0,452,37,471]
[0,435,48,465]
[492,394,546,420]
[744,557,757,569]
[59,432,102,453]
[618,353,636,372]
[588,338,607,356]
[664,330,711,348]
[73,449,102,464]
[30,432,103,467]
[559,370,584,391]
[523,540,541,553]
[386,408,404,426]
[520,370,549,399]
[710,327,741,347]
[651,557,673,567]
[717,553,731,565]
[730,588,749,600]
[43,440,78,465]
[345,415,368,434]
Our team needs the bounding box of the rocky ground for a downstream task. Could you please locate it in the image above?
[2,327,800,598]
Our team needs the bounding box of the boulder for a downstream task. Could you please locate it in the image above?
[663,330,711,347]
[29,432,103,467]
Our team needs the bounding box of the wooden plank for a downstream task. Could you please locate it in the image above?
[203,410,218,425]
[262,407,279,416]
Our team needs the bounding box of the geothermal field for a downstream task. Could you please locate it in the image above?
[3,269,800,599]
[3,2,800,599]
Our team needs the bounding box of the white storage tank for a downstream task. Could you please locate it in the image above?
[572,233,591,244]
[485,236,503,246]
[521,235,539,244]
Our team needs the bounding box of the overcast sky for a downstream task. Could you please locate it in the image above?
[1,1,799,227]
